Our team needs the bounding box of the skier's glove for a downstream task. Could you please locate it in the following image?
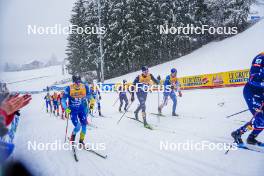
[157,75,161,81]
[99,96,102,100]
[178,91,182,97]
[65,108,71,115]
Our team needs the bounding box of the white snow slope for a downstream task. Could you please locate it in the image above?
[2,21,264,176]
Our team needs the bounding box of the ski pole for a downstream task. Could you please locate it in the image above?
[117,102,133,124]
[225,109,249,118]
[64,114,70,143]
[157,91,160,123]
[112,96,119,107]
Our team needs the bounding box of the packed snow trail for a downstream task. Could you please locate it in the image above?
[2,18,264,176]
[12,87,264,176]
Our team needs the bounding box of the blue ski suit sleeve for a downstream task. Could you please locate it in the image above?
[248,54,264,89]
[150,74,160,84]
[85,84,92,100]
[61,86,70,110]
[164,75,171,86]
[133,75,140,85]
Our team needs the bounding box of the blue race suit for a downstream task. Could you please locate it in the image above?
[162,75,180,114]
[90,84,101,115]
[44,95,52,111]
[119,84,129,111]
[61,83,91,136]
[133,73,159,114]
[238,53,264,136]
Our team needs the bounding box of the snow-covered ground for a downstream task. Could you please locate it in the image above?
[0,65,71,92]
[2,20,264,176]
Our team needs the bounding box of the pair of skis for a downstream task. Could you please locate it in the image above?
[225,142,264,154]
[126,116,153,130]
[67,138,107,162]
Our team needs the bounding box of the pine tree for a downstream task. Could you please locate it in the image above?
[66,0,88,74]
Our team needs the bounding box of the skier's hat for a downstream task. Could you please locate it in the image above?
[141,66,148,72]
[171,68,177,73]
[72,75,81,83]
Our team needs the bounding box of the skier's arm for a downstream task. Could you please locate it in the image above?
[61,87,70,110]
[85,85,92,101]
[133,76,140,85]
[131,76,140,101]
[177,81,182,97]
[248,80,264,88]
[250,57,264,79]
[150,74,160,84]
[97,88,101,99]
[249,62,264,88]
[163,76,170,86]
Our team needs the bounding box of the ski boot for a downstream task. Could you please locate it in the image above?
[79,132,85,148]
[99,110,102,117]
[142,112,152,130]
[70,134,76,144]
[119,106,122,113]
[124,104,128,112]
[158,106,162,115]
[134,111,139,120]
[57,112,59,116]
[46,109,48,113]
[231,130,244,146]
[172,112,179,117]
[247,133,263,146]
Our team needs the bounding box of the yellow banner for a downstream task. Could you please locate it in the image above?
[178,69,250,89]
[113,69,250,91]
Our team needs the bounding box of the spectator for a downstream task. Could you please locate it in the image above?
[0,93,32,163]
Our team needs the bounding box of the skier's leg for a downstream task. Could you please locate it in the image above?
[55,102,59,116]
[45,101,49,112]
[78,111,87,144]
[119,94,124,112]
[170,92,177,116]
[49,102,52,112]
[97,101,102,116]
[232,85,260,144]
[70,111,81,142]
[158,93,168,114]
[247,112,264,145]
[124,94,129,111]
[134,92,143,119]
[141,92,148,125]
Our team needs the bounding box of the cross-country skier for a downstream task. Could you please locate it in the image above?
[61,75,91,145]
[52,92,60,116]
[158,68,182,116]
[118,79,130,112]
[44,92,52,113]
[231,52,264,147]
[90,80,102,116]
[59,91,66,119]
[131,66,161,129]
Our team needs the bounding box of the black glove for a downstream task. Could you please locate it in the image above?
[99,96,102,100]
[157,75,161,81]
